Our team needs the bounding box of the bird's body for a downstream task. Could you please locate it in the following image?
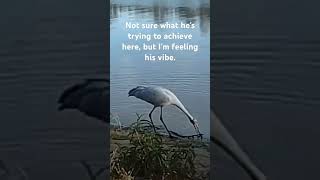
[58,79,266,180]
[128,86,173,107]
[128,85,200,137]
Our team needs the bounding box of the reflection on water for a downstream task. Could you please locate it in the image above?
[110,0,210,137]
[110,0,210,34]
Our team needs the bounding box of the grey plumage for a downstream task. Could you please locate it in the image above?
[128,86,201,137]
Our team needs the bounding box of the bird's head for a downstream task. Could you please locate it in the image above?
[128,90,134,97]
[128,86,145,97]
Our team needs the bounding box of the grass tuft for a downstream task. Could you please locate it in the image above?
[110,115,198,180]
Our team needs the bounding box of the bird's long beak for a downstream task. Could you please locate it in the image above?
[193,121,202,136]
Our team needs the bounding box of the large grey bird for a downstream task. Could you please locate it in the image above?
[58,79,266,180]
[128,86,201,138]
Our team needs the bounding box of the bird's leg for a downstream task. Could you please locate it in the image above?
[190,119,202,138]
[149,106,157,133]
[159,106,173,138]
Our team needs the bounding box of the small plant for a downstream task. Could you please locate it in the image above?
[110,114,197,180]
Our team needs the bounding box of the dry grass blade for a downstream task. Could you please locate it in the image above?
[110,115,199,179]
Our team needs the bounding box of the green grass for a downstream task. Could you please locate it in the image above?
[110,115,198,180]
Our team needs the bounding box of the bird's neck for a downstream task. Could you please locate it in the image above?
[174,100,193,121]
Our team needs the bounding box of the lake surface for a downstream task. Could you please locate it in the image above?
[213,0,320,179]
[110,0,211,137]
[0,0,107,179]
[2,0,320,179]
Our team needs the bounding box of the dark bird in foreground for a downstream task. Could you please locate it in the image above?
[58,79,109,123]
[58,79,266,180]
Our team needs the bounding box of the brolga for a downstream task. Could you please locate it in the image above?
[128,86,202,138]
[58,79,266,180]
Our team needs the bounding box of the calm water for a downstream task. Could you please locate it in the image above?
[213,1,320,179]
[110,0,210,137]
[2,0,320,179]
[0,0,106,179]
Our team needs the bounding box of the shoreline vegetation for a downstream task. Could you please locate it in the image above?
[110,114,210,180]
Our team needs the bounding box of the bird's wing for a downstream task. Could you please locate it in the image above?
[130,86,172,106]
[211,111,266,180]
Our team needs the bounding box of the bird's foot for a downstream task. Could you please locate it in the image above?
[152,128,157,134]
